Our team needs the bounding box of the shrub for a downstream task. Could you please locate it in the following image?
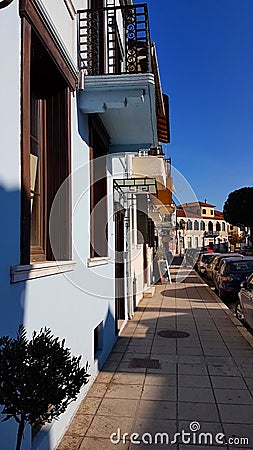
[0,325,90,450]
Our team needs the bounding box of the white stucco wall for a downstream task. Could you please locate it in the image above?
[42,0,76,61]
[0,2,20,191]
[0,2,117,450]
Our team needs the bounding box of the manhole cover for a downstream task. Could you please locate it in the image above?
[157,330,190,339]
[129,358,161,369]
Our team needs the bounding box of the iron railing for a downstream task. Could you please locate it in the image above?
[204,231,220,237]
[77,4,152,75]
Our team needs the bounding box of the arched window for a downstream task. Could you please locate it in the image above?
[200,221,205,231]
[222,222,225,231]
[208,221,213,232]
[179,219,185,229]
[187,220,192,230]
[194,220,199,230]
[216,222,221,232]
[202,208,206,214]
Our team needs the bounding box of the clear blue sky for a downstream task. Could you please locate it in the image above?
[144,0,253,211]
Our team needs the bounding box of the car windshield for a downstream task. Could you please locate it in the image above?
[217,254,242,268]
[202,254,214,263]
[228,261,253,272]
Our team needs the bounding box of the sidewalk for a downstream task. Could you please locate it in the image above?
[57,263,253,450]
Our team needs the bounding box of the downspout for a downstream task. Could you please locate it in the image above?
[125,154,133,319]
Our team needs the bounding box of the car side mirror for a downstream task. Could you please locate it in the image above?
[240,281,247,289]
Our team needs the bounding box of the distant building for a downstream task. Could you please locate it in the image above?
[176,201,229,253]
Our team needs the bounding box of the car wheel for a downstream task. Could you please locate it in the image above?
[235,301,245,322]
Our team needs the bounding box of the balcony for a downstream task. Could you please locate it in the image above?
[204,231,220,238]
[131,154,167,189]
[152,190,174,215]
[78,4,152,76]
[77,4,169,151]
[131,153,174,214]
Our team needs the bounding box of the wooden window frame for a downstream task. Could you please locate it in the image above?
[89,115,110,259]
[20,0,73,265]
[30,96,47,260]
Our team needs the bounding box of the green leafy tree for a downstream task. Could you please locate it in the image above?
[0,326,90,450]
[223,187,253,240]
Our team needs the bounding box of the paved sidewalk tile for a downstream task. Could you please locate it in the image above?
[57,264,253,450]
[214,388,253,404]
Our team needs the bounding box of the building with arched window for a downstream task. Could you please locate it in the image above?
[176,201,229,253]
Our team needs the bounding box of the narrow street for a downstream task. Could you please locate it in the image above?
[57,261,253,450]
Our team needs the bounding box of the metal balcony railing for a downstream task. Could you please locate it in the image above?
[205,231,220,236]
[77,4,152,75]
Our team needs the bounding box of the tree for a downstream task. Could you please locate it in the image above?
[223,187,253,239]
[0,326,90,450]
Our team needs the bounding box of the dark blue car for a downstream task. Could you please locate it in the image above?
[216,256,253,301]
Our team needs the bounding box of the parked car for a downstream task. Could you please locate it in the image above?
[211,253,242,288]
[236,273,253,329]
[191,247,215,269]
[202,245,214,253]
[205,253,221,280]
[197,252,220,277]
[183,248,194,266]
[191,248,204,269]
[184,248,201,267]
[216,257,253,301]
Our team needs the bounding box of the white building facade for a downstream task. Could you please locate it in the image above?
[177,202,229,253]
[0,1,171,449]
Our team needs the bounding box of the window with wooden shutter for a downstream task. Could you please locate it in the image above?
[20,3,72,264]
[89,115,110,258]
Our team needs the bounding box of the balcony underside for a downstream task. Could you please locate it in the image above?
[131,154,167,188]
[78,73,158,150]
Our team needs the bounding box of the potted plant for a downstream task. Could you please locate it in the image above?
[0,325,90,450]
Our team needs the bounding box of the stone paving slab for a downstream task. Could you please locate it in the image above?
[57,265,253,450]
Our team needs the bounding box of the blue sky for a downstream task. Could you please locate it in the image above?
[144,0,253,211]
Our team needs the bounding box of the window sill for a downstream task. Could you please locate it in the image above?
[10,261,76,283]
[87,257,110,268]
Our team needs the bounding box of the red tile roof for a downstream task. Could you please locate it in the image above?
[181,201,215,208]
[177,205,224,220]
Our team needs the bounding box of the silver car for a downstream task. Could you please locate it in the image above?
[197,252,220,277]
[236,273,253,329]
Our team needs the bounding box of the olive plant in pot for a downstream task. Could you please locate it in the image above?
[0,325,90,450]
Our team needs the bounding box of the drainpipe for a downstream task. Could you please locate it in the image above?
[125,154,133,319]
[124,203,133,319]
